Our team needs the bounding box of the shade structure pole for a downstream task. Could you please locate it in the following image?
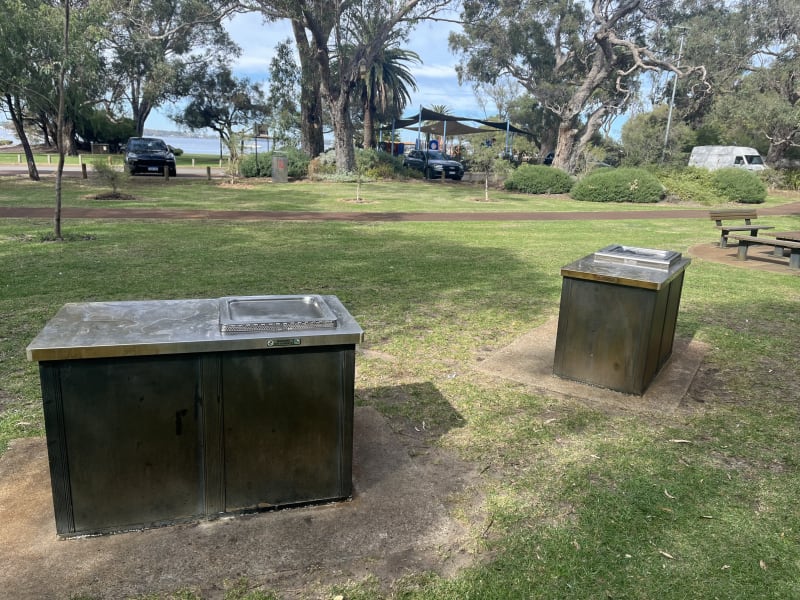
[417,105,422,150]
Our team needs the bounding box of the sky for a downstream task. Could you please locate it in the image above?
[148,9,490,136]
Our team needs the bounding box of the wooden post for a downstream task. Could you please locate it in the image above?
[81,163,87,179]
[206,166,211,180]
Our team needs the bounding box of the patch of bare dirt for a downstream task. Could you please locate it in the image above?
[86,192,138,201]
[0,408,485,600]
[337,197,376,204]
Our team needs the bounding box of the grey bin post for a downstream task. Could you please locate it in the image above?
[553,245,691,395]
[272,152,288,182]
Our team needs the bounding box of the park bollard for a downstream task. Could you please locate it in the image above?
[81,164,88,179]
[17,154,21,164]
[192,158,196,167]
[164,168,169,181]
[206,166,211,180]
[48,155,52,164]
[78,155,83,166]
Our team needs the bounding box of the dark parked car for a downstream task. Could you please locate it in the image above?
[403,149,464,180]
[123,137,176,176]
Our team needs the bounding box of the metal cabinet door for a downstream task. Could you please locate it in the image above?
[50,355,204,534]
[221,346,354,510]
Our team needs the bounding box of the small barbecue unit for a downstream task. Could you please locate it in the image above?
[553,245,690,395]
[27,295,363,537]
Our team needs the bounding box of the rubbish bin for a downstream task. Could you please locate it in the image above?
[272,152,288,183]
[553,245,690,395]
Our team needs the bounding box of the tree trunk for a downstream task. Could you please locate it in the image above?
[298,76,324,157]
[133,98,152,137]
[292,20,324,157]
[54,0,70,241]
[332,94,356,172]
[766,138,791,165]
[363,98,375,149]
[551,53,612,173]
[4,94,40,181]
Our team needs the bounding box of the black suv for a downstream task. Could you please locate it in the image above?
[403,149,464,180]
[123,137,177,176]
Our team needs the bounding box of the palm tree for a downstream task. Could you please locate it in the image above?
[360,45,420,149]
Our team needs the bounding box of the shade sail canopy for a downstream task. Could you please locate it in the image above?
[417,121,488,136]
[387,107,534,137]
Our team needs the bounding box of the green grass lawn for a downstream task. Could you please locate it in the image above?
[1,177,799,599]
[0,172,795,214]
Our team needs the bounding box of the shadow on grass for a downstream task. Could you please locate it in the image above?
[357,381,467,444]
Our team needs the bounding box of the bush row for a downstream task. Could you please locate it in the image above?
[238,145,768,204]
[505,164,766,204]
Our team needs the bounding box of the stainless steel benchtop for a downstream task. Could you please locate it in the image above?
[27,295,364,362]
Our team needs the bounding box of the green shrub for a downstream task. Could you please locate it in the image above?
[308,150,337,178]
[782,169,800,191]
[656,166,717,204]
[308,148,407,180]
[712,167,766,204]
[504,164,573,194]
[757,167,784,190]
[239,154,270,177]
[570,168,664,203]
[168,145,184,157]
[356,148,406,178]
[91,159,128,195]
[240,148,310,179]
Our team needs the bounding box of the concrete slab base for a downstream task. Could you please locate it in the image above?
[475,318,709,414]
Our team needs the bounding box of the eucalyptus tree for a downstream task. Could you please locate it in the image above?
[172,63,268,164]
[105,0,243,136]
[265,39,301,146]
[707,66,800,163]
[246,0,452,173]
[0,0,48,179]
[0,0,108,180]
[450,0,705,173]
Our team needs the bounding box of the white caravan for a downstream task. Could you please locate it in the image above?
[688,146,766,171]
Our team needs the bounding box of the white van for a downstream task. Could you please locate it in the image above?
[688,146,766,171]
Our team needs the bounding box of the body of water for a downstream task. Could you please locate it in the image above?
[0,125,18,146]
[157,134,280,157]
[0,126,275,157]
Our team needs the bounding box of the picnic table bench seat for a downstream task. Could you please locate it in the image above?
[727,234,800,270]
[709,209,774,248]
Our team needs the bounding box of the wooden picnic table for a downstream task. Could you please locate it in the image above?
[729,229,800,268]
[764,231,800,242]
